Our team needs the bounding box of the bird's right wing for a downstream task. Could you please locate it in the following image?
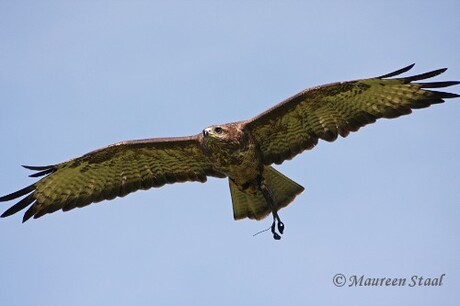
[0,134,224,222]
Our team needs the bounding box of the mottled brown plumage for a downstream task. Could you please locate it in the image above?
[1,64,459,239]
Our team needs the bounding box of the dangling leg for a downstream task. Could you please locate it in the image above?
[259,182,284,240]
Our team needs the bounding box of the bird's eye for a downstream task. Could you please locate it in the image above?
[214,127,223,134]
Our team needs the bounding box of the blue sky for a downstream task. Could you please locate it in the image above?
[1,1,459,305]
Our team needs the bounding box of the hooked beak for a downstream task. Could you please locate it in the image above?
[203,128,211,137]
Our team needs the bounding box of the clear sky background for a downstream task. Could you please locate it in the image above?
[0,1,459,305]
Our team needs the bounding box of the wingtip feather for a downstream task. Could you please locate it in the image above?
[0,184,35,202]
[404,68,449,82]
[22,164,55,171]
[1,195,35,218]
[377,63,415,78]
[433,91,460,99]
[419,81,460,88]
[22,206,36,223]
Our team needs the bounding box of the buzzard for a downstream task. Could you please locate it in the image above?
[1,64,458,240]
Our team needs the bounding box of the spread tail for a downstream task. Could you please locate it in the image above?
[229,166,305,220]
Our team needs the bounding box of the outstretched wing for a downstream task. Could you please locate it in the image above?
[243,64,459,165]
[0,135,224,222]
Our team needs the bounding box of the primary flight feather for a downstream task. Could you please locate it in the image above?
[1,64,459,239]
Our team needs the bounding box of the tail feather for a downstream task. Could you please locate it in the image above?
[229,166,305,220]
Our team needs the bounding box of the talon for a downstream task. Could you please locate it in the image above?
[261,182,285,240]
[271,220,281,240]
[278,221,284,235]
[272,210,284,234]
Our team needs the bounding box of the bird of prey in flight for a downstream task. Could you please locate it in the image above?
[1,64,458,240]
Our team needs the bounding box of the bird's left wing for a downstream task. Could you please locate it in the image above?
[1,135,224,222]
[243,64,459,165]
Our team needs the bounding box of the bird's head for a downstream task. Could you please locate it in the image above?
[203,125,228,141]
[202,123,246,148]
